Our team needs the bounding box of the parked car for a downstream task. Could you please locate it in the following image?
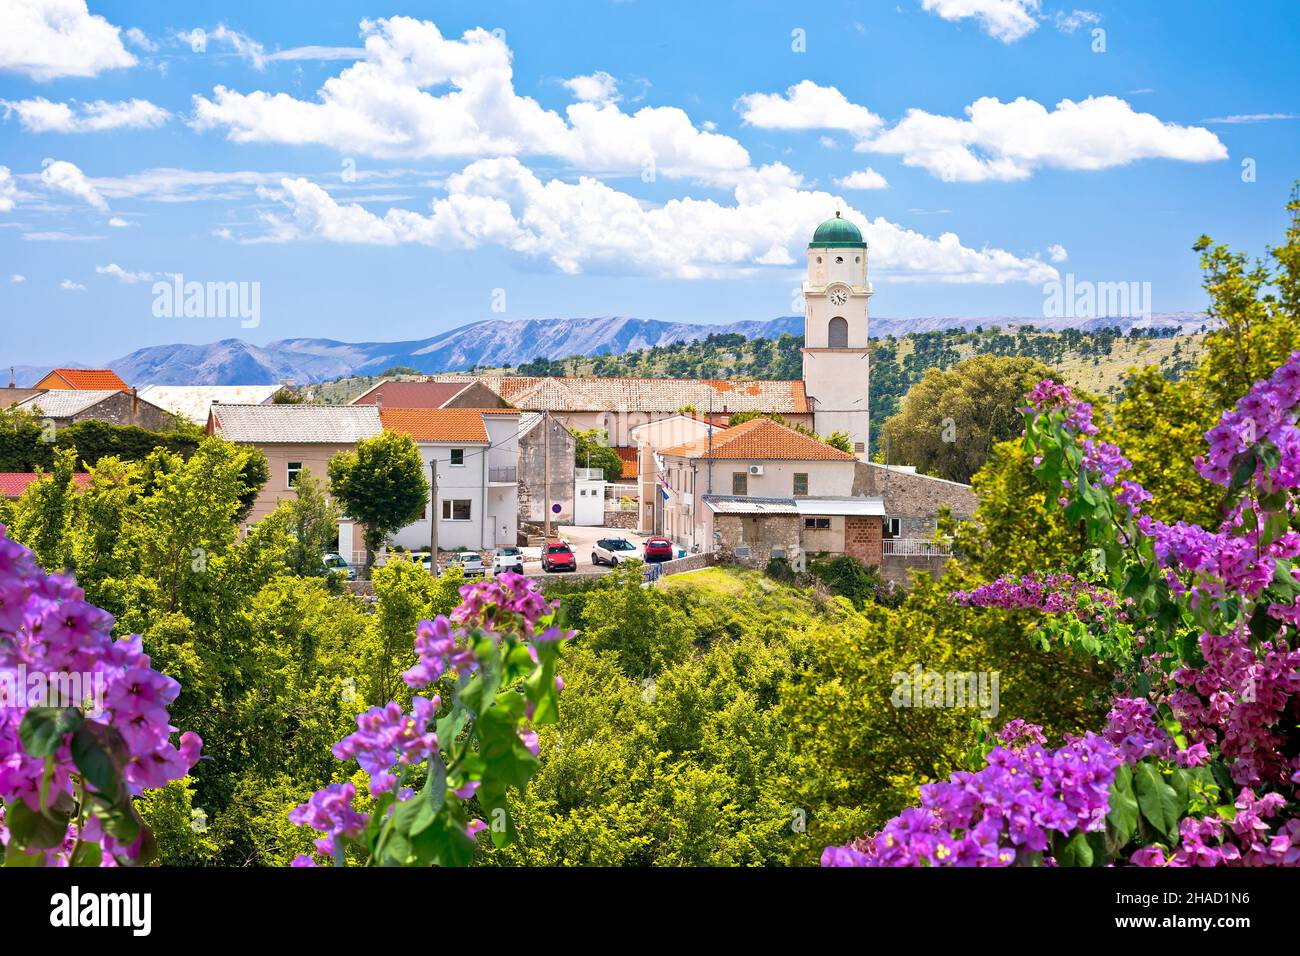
[592,537,638,566]
[541,541,576,573]
[321,552,357,580]
[444,551,486,577]
[492,546,525,575]
[643,537,674,563]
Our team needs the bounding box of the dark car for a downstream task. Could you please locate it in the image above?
[541,541,576,573]
[643,537,674,563]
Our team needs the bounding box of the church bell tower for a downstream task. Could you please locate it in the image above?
[802,211,872,458]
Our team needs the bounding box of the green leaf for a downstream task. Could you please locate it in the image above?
[70,722,126,795]
[18,707,83,758]
[70,841,103,868]
[1134,762,1184,841]
[6,799,71,850]
[1054,831,1094,867]
[1105,764,1139,852]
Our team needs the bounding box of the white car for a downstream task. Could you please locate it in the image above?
[592,537,638,566]
[492,547,525,575]
[443,552,486,577]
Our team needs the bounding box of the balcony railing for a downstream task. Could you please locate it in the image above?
[575,467,606,481]
[883,538,952,558]
[489,466,518,483]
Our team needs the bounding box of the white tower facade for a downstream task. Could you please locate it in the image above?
[801,211,872,458]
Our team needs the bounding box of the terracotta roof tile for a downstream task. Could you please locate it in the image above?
[353,380,470,407]
[379,408,490,443]
[659,417,855,461]
[428,375,809,414]
[614,446,639,479]
[0,472,93,498]
[42,369,129,391]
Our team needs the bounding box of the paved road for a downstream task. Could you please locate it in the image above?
[527,524,644,574]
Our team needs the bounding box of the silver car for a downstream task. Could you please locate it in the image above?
[492,547,525,575]
[443,552,485,577]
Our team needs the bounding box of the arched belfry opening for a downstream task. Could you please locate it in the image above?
[827,316,848,348]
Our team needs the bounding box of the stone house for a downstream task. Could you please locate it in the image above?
[516,412,577,532]
[15,389,179,431]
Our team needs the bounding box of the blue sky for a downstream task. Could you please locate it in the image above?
[1,0,1297,366]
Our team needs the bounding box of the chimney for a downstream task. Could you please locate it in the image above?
[7,366,13,388]
[131,386,138,414]
[374,391,383,411]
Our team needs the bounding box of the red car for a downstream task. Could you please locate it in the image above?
[541,541,576,573]
[643,537,674,563]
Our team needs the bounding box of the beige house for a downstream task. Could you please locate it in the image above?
[207,403,383,524]
[655,416,885,565]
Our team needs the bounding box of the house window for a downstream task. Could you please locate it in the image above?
[441,499,472,521]
[854,442,865,453]
[828,317,849,348]
[287,461,303,488]
[450,448,465,467]
[804,517,831,530]
[887,518,902,537]
[731,472,748,496]
[793,473,809,496]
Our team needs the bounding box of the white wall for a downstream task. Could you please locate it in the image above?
[389,435,517,552]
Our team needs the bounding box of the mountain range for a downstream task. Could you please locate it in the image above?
[9,312,1208,387]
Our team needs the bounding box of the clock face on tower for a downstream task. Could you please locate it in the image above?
[829,287,849,307]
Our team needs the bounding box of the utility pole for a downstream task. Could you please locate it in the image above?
[543,412,552,538]
[428,457,438,577]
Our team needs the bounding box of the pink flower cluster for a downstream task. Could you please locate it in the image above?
[332,697,441,795]
[950,572,1121,623]
[823,725,1121,867]
[1197,351,1300,491]
[0,525,202,866]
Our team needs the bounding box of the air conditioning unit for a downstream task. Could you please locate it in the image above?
[747,465,764,476]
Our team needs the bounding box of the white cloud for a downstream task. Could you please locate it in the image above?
[23,230,103,241]
[1201,113,1298,124]
[1,97,169,133]
[10,274,25,283]
[920,0,1041,43]
[742,82,1228,183]
[40,159,109,210]
[96,263,152,283]
[60,278,86,291]
[835,167,889,190]
[86,167,292,203]
[867,95,1227,181]
[124,27,156,52]
[0,166,16,212]
[245,158,1056,285]
[0,0,137,80]
[1053,9,1101,33]
[182,24,267,69]
[192,17,753,183]
[563,71,620,104]
[266,45,366,62]
[737,80,884,137]
[108,216,131,227]
[1047,243,1068,262]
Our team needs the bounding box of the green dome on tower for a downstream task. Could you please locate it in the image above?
[809,211,866,248]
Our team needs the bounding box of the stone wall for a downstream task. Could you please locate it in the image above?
[518,419,576,525]
[883,554,949,586]
[602,509,638,529]
[852,462,976,536]
[844,515,884,567]
[56,392,178,432]
[713,513,802,568]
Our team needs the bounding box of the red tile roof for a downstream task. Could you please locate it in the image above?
[379,408,491,443]
[614,446,639,479]
[0,472,93,498]
[429,375,810,414]
[38,369,129,391]
[353,380,470,408]
[659,417,856,461]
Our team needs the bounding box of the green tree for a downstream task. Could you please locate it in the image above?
[283,466,340,577]
[327,431,429,573]
[573,428,624,482]
[580,562,693,677]
[879,354,1054,483]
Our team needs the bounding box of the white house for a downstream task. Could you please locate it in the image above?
[380,408,521,551]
